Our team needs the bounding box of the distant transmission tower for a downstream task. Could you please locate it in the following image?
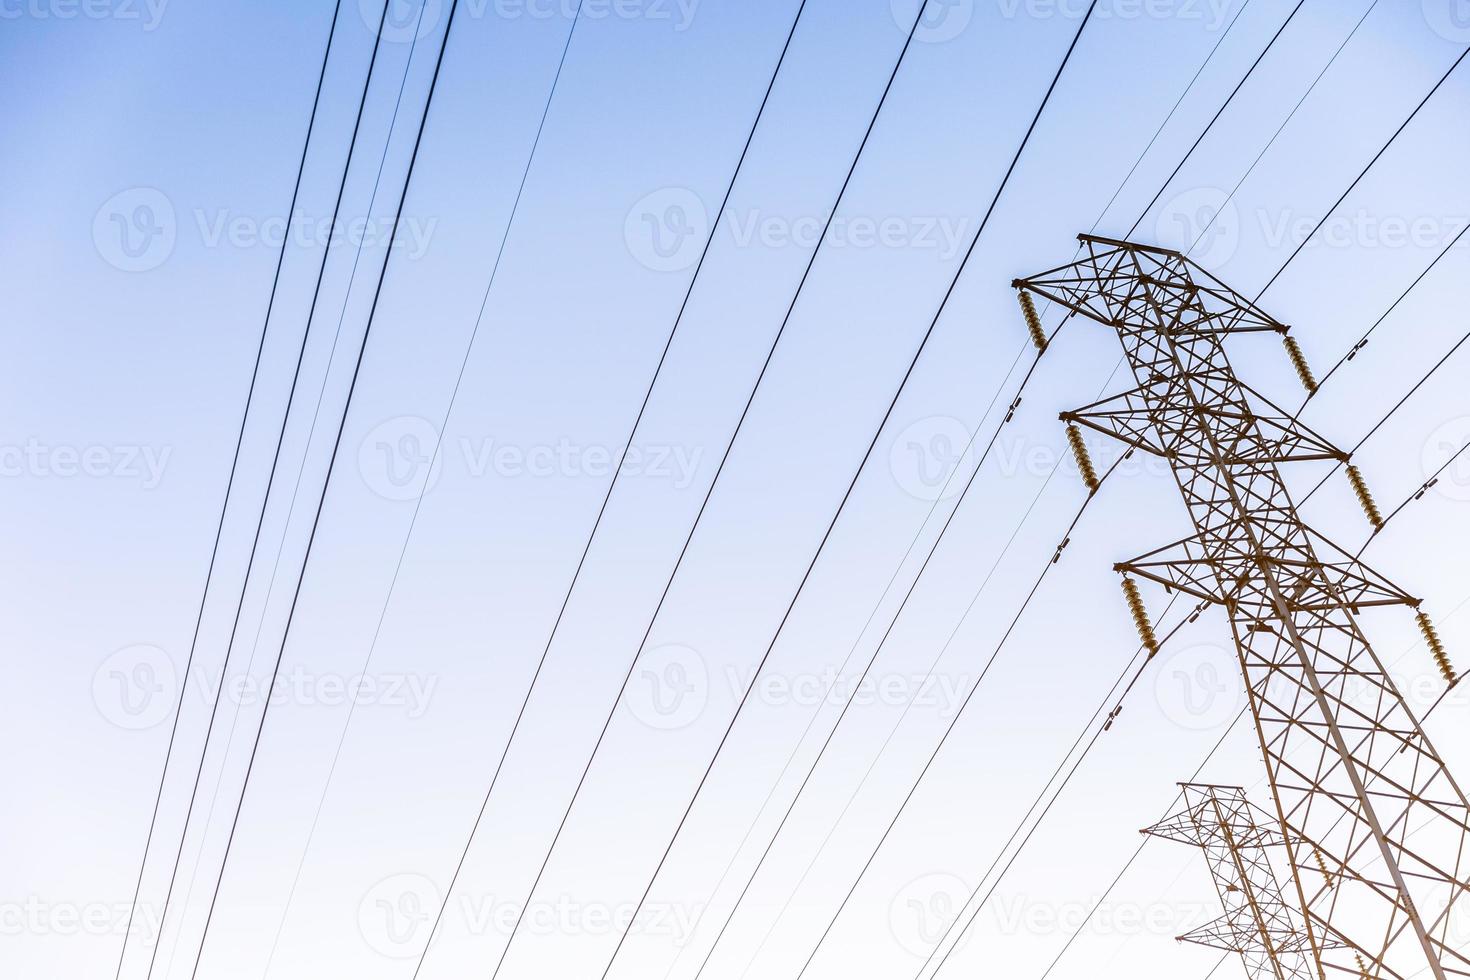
[1013,235,1470,980]
[1144,783,1332,980]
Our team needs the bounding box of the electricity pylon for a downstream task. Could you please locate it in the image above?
[1144,783,1332,980]
[1013,235,1470,980]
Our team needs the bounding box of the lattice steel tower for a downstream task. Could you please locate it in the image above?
[1144,783,1331,980]
[1013,235,1470,980]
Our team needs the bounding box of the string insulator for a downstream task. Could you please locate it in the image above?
[1345,464,1384,530]
[1417,612,1457,685]
[1121,577,1159,654]
[1357,954,1375,979]
[1066,422,1100,493]
[1283,335,1317,393]
[1018,290,1048,353]
[1314,847,1334,888]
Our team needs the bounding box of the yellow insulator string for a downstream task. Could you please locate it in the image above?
[1018,289,1048,353]
[1066,422,1100,493]
[1417,611,1457,685]
[1346,464,1384,530]
[1121,577,1158,654]
[1314,847,1334,888]
[1284,334,1318,393]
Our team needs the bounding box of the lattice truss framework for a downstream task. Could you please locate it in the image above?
[1014,236,1470,980]
[1146,784,1327,980]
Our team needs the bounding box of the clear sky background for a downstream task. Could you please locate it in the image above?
[5,1,1470,979]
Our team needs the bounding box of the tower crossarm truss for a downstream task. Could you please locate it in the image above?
[1113,528,1420,615]
[1145,784,1326,980]
[1063,377,1346,465]
[1016,236,1470,980]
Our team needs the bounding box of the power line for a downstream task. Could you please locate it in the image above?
[921,302,1470,976]
[1300,316,1470,509]
[1022,336,1470,980]
[1313,221,1470,395]
[930,32,1470,964]
[718,438,1075,980]
[1188,0,1380,254]
[659,11,1264,973]
[787,460,1114,980]
[766,37,1470,968]
[1035,582,1470,980]
[923,258,1470,979]
[398,2,813,975]
[691,7,1330,970]
[1021,233,1470,980]
[180,2,465,975]
[915,596,1195,980]
[591,5,1101,975]
[144,2,448,972]
[1253,43,1470,302]
[1091,0,1255,234]
[141,6,404,977]
[110,5,346,977]
[258,4,588,972]
[1375,439,1470,535]
[480,6,935,977]
[1124,0,1307,240]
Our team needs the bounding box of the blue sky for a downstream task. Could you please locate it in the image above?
[5,1,1470,978]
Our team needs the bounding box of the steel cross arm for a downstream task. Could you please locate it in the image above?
[1063,379,1347,465]
[1113,532,1419,614]
[1014,237,1290,339]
